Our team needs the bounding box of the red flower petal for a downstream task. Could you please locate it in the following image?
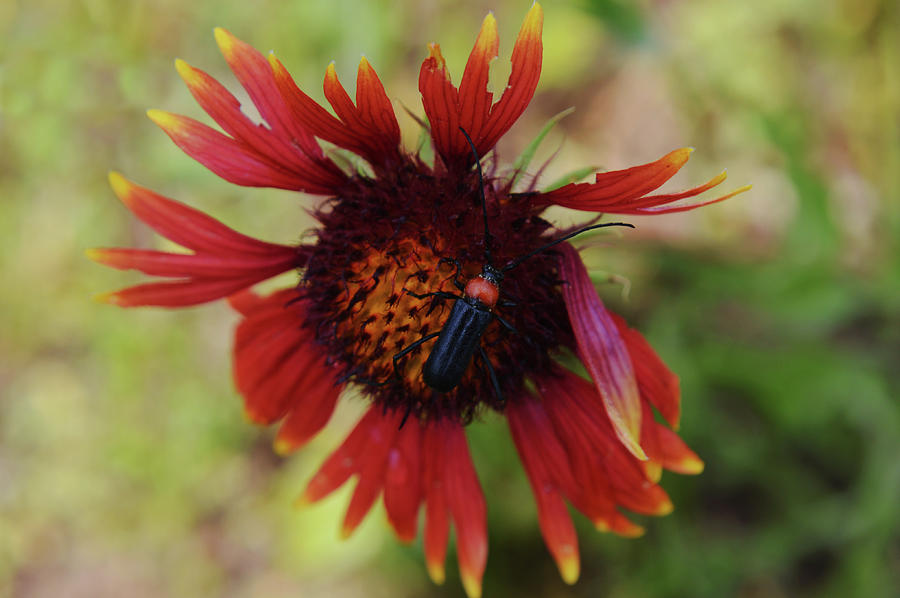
[298,408,426,543]
[270,54,374,159]
[558,243,645,460]
[639,401,704,475]
[418,5,543,167]
[418,43,461,169]
[270,55,401,167]
[147,110,333,192]
[89,174,302,307]
[355,57,402,151]
[383,417,423,542]
[507,397,580,584]
[155,31,346,194]
[341,413,400,538]
[273,372,340,454]
[423,420,487,598]
[423,445,450,585]
[323,61,402,165]
[300,408,382,505]
[213,28,323,159]
[86,249,293,278]
[541,148,750,214]
[231,289,341,430]
[94,276,265,308]
[457,14,499,150]
[538,369,675,526]
[475,3,543,155]
[609,312,681,428]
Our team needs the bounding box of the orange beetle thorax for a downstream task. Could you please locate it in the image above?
[465,276,500,309]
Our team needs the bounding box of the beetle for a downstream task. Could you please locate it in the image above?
[390,127,633,403]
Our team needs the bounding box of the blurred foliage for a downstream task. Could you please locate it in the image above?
[1,0,899,597]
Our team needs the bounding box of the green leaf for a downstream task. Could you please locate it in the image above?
[510,107,576,188]
[543,165,600,192]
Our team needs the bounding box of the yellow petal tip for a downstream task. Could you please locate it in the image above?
[84,248,104,262]
[681,457,705,475]
[645,462,663,483]
[427,43,444,63]
[656,498,675,516]
[92,291,119,305]
[173,58,201,85]
[461,572,483,598]
[107,171,132,200]
[213,27,232,50]
[426,561,446,585]
[339,522,355,540]
[558,554,580,585]
[292,492,313,509]
[145,108,171,126]
[621,433,648,461]
[523,2,544,29]
[273,438,295,456]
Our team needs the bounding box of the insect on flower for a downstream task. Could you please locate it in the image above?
[90,4,749,596]
[401,127,634,407]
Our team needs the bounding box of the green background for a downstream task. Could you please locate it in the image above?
[2,0,898,596]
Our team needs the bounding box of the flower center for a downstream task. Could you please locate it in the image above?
[301,163,572,423]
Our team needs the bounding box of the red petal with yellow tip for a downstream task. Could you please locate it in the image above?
[95,276,265,308]
[322,61,402,167]
[418,4,543,167]
[558,243,645,460]
[542,148,692,211]
[355,57,401,149]
[535,370,649,535]
[423,471,450,585]
[90,174,302,307]
[148,110,333,192]
[422,420,487,597]
[458,14,499,149]
[86,249,294,279]
[639,401,704,475]
[541,147,750,214]
[213,28,322,158]
[106,172,292,255]
[507,397,581,585]
[475,3,543,155]
[549,369,675,517]
[418,43,461,169]
[163,32,345,193]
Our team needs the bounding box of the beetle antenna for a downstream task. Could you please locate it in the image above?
[458,126,493,268]
[503,222,635,272]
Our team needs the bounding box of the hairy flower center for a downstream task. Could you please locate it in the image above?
[301,163,572,423]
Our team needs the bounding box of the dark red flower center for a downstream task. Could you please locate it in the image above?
[301,157,572,423]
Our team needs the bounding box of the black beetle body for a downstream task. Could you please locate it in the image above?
[422,295,493,393]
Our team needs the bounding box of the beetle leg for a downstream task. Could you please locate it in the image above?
[405,289,462,301]
[398,402,415,430]
[439,257,466,291]
[492,313,519,335]
[391,331,441,380]
[478,345,505,407]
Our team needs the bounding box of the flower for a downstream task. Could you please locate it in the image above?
[90,4,748,596]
